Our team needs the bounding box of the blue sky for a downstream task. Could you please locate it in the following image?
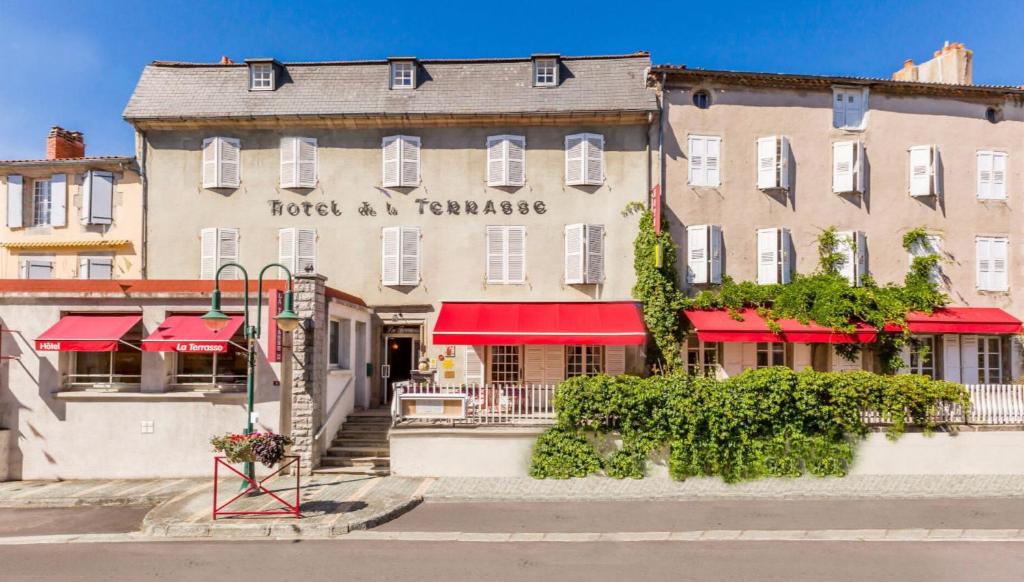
[2,0,1021,159]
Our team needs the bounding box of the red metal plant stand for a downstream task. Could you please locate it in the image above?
[212,455,301,519]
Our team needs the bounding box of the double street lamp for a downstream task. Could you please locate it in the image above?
[201,263,302,483]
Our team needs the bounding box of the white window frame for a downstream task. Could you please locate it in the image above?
[202,137,241,189]
[200,227,240,280]
[329,318,352,370]
[32,179,52,226]
[976,150,1008,200]
[249,63,274,90]
[564,223,604,285]
[279,227,317,276]
[390,61,415,89]
[909,145,939,197]
[908,335,936,379]
[565,345,604,378]
[382,135,421,187]
[20,255,54,279]
[79,255,115,280]
[755,342,787,368]
[280,137,318,188]
[832,86,869,130]
[534,58,558,86]
[907,234,942,284]
[686,336,721,377]
[486,225,526,285]
[977,336,1003,384]
[686,224,723,285]
[67,324,142,387]
[488,345,523,384]
[975,235,1009,292]
[756,135,790,191]
[381,226,421,286]
[687,134,721,187]
[564,133,604,186]
[756,227,792,285]
[486,134,527,187]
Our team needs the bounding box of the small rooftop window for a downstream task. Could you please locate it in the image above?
[246,59,277,91]
[390,59,416,89]
[533,55,559,87]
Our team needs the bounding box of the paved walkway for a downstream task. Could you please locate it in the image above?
[0,478,202,508]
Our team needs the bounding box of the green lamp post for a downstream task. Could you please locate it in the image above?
[202,263,302,484]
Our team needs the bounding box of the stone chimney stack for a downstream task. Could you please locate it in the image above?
[893,42,973,85]
[46,126,86,160]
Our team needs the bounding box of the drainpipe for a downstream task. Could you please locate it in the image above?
[659,72,667,206]
[138,129,148,279]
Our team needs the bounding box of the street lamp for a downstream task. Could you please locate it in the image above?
[202,263,302,484]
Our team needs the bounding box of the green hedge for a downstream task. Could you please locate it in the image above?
[530,368,969,482]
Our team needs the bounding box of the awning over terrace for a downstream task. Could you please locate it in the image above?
[683,308,877,344]
[433,302,647,345]
[141,315,245,353]
[886,307,1022,334]
[35,314,142,351]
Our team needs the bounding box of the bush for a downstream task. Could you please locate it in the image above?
[530,369,968,482]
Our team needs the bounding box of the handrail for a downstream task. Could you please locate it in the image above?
[314,375,354,440]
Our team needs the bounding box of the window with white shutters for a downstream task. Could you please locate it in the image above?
[279,227,316,276]
[836,231,866,286]
[79,255,114,280]
[832,141,864,194]
[908,234,942,284]
[756,136,790,191]
[280,137,317,188]
[564,133,604,186]
[50,174,67,227]
[977,151,1008,200]
[463,346,484,385]
[202,137,241,189]
[21,256,54,279]
[486,225,526,284]
[382,135,420,187]
[200,227,240,279]
[6,175,23,228]
[686,224,723,285]
[82,171,114,225]
[756,228,792,285]
[564,224,605,285]
[688,135,721,187]
[976,236,1008,291]
[487,135,526,187]
[909,145,938,197]
[832,87,868,130]
[31,179,52,226]
[381,226,421,286]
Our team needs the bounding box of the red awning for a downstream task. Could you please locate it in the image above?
[141,315,245,353]
[433,302,647,345]
[886,307,1022,334]
[35,314,142,352]
[684,308,876,344]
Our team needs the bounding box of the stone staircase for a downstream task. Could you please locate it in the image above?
[316,409,391,476]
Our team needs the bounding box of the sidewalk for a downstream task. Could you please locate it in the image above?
[0,478,202,508]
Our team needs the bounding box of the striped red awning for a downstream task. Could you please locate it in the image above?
[433,302,647,345]
[684,308,877,344]
[35,314,142,352]
[141,315,244,353]
[886,307,1022,334]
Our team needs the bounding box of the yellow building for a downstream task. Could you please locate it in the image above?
[1,127,142,279]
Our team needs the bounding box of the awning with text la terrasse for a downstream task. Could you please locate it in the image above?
[141,315,245,353]
[433,302,647,345]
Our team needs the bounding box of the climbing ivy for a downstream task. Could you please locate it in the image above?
[529,369,969,482]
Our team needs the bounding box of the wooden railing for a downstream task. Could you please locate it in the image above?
[393,383,557,425]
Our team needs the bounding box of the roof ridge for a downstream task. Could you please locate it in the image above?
[149,52,650,68]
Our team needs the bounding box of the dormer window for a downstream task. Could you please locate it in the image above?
[246,59,277,91]
[390,59,416,89]
[533,55,559,87]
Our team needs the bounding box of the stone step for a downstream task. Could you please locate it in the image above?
[313,466,390,477]
[338,424,390,432]
[331,441,389,450]
[327,446,390,458]
[343,417,392,425]
[320,456,391,468]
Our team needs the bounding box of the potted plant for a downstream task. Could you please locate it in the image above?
[210,432,293,467]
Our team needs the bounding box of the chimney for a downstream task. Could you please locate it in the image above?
[893,42,973,85]
[46,126,85,160]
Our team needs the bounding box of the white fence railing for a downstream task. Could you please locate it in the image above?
[394,383,1024,427]
[393,383,556,425]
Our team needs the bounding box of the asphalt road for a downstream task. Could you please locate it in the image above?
[2,540,1023,581]
[379,498,1024,532]
[0,506,151,537]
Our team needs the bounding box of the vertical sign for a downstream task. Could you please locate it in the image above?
[651,184,662,235]
[268,288,284,363]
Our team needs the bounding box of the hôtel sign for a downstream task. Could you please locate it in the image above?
[269,198,548,218]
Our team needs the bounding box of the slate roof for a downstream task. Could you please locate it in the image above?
[124,54,657,122]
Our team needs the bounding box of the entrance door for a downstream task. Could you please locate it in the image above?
[382,335,415,405]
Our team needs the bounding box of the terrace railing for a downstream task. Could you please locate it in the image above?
[392,382,557,425]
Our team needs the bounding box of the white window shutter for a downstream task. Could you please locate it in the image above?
[854,231,867,285]
[909,145,934,196]
[6,175,23,228]
[837,231,856,285]
[382,136,401,187]
[833,141,855,193]
[564,224,585,285]
[200,228,217,279]
[400,135,420,187]
[992,152,1007,199]
[50,174,67,227]
[82,171,113,225]
[959,335,979,384]
[218,228,240,279]
[506,226,526,284]
[757,137,778,189]
[565,134,585,185]
[778,137,791,191]
[757,228,778,285]
[585,133,604,185]
[381,227,401,286]
[605,345,626,376]
[79,257,90,280]
[486,136,506,186]
[832,89,845,128]
[278,227,296,274]
[486,226,506,283]
[80,257,113,280]
[524,345,545,384]
[992,237,1008,291]
[976,237,991,290]
[688,136,705,185]
[202,138,218,188]
[705,137,721,187]
[845,90,864,128]
[219,138,241,188]
[687,225,708,284]
[507,135,526,186]
[464,346,484,385]
[780,228,793,284]
[543,345,565,385]
[297,138,317,188]
[280,137,297,188]
[585,224,604,284]
[399,227,421,285]
[942,335,961,382]
[709,225,723,284]
[296,227,317,275]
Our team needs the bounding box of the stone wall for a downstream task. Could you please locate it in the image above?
[289,274,328,474]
